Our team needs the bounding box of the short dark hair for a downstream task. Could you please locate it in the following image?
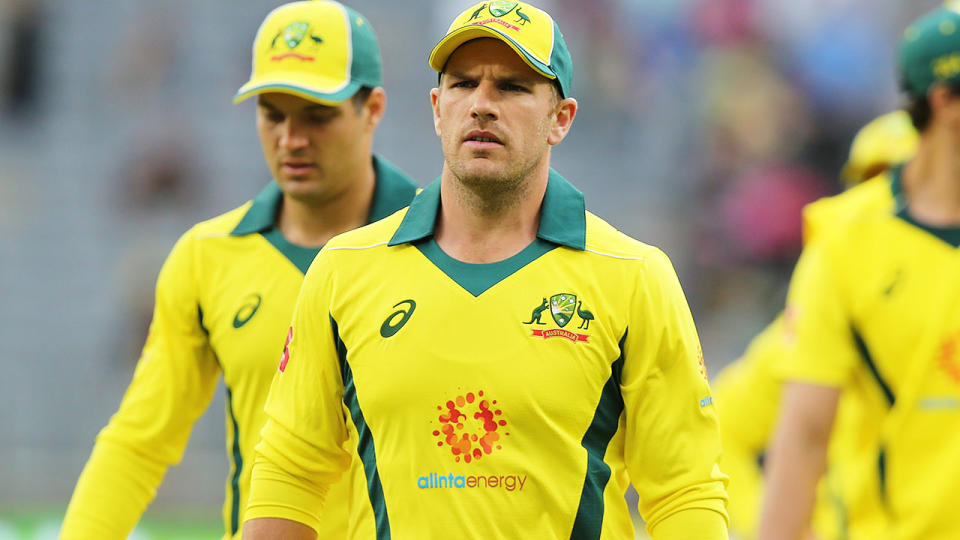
[350,86,374,111]
[904,80,960,131]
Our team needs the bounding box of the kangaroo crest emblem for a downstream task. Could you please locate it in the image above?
[489,1,518,17]
[550,293,576,328]
[525,292,593,343]
[283,22,309,48]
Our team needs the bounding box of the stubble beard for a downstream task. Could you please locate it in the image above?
[445,120,550,216]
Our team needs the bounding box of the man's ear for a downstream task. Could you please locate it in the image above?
[363,87,387,131]
[547,97,578,146]
[430,86,442,137]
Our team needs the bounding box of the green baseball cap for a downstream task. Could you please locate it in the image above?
[428,1,573,98]
[899,2,960,97]
[234,0,382,105]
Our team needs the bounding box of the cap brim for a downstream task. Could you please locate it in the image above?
[233,77,362,105]
[428,25,555,81]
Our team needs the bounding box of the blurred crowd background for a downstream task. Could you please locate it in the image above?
[0,0,942,537]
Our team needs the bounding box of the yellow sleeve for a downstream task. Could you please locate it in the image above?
[621,249,729,539]
[712,316,786,539]
[781,236,859,387]
[245,249,352,533]
[61,232,221,540]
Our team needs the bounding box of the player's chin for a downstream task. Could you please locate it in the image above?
[276,175,324,196]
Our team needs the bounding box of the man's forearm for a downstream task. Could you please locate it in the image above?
[757,382,838,540]
[243,518,316,540]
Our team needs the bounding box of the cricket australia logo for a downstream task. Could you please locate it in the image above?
[522,293,594,343]
[269,21,324,62]
[468,1,530,31]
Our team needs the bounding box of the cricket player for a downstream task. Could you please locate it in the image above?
[759,4,960,539]
[715,109,917,540]
[242,2,728,539]
[60,2,417,539]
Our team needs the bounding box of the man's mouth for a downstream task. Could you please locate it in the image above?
[464,130,504,147]
[281,161,316,175]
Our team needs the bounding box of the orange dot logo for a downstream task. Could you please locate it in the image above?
[431,391,508,463]
[939,331,960,385]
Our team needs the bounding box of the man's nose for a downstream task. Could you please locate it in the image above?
[279,118,309,149]
[469,82,499,121]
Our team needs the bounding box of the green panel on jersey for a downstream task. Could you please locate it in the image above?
[852,326,895,406]
[571,331,627,539]
[415,238,555,296]
[225,387,243,536]
[332,315,391,539]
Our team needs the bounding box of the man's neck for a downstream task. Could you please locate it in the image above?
[276,160,376,248]
[903,129,960,227]
[434,161,549,264]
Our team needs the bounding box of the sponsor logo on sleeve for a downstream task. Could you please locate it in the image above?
[278,325,293,373]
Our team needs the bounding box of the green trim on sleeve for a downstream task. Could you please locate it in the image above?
[570,330,627,539]
[415,238,556,297]
[331,315,391,539]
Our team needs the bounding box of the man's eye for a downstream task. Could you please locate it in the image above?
[266,111,284,123]
[503,84,527,92]
[451,80,476,88]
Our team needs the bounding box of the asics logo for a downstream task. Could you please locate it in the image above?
[233,294,262,328]
[381,300,416,338]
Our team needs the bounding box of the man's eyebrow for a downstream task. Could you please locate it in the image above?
[443,71,540,85]
[498,76,539,86]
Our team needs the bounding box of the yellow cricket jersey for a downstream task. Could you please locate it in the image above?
[60,157,418,540]
[715,172,898,540]
[245,171,729,539]
[783,165,960,540]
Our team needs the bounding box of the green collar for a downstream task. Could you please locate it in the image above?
[889,164,960,248]
[231,155,418,236]
[230,155,418,273]
[388,168,586,250]
[890,163,905,208]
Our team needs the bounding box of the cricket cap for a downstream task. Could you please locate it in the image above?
[428,1,573,98]
[899,1,960,97]
[234,0,382,105]
[840,110,918,186]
